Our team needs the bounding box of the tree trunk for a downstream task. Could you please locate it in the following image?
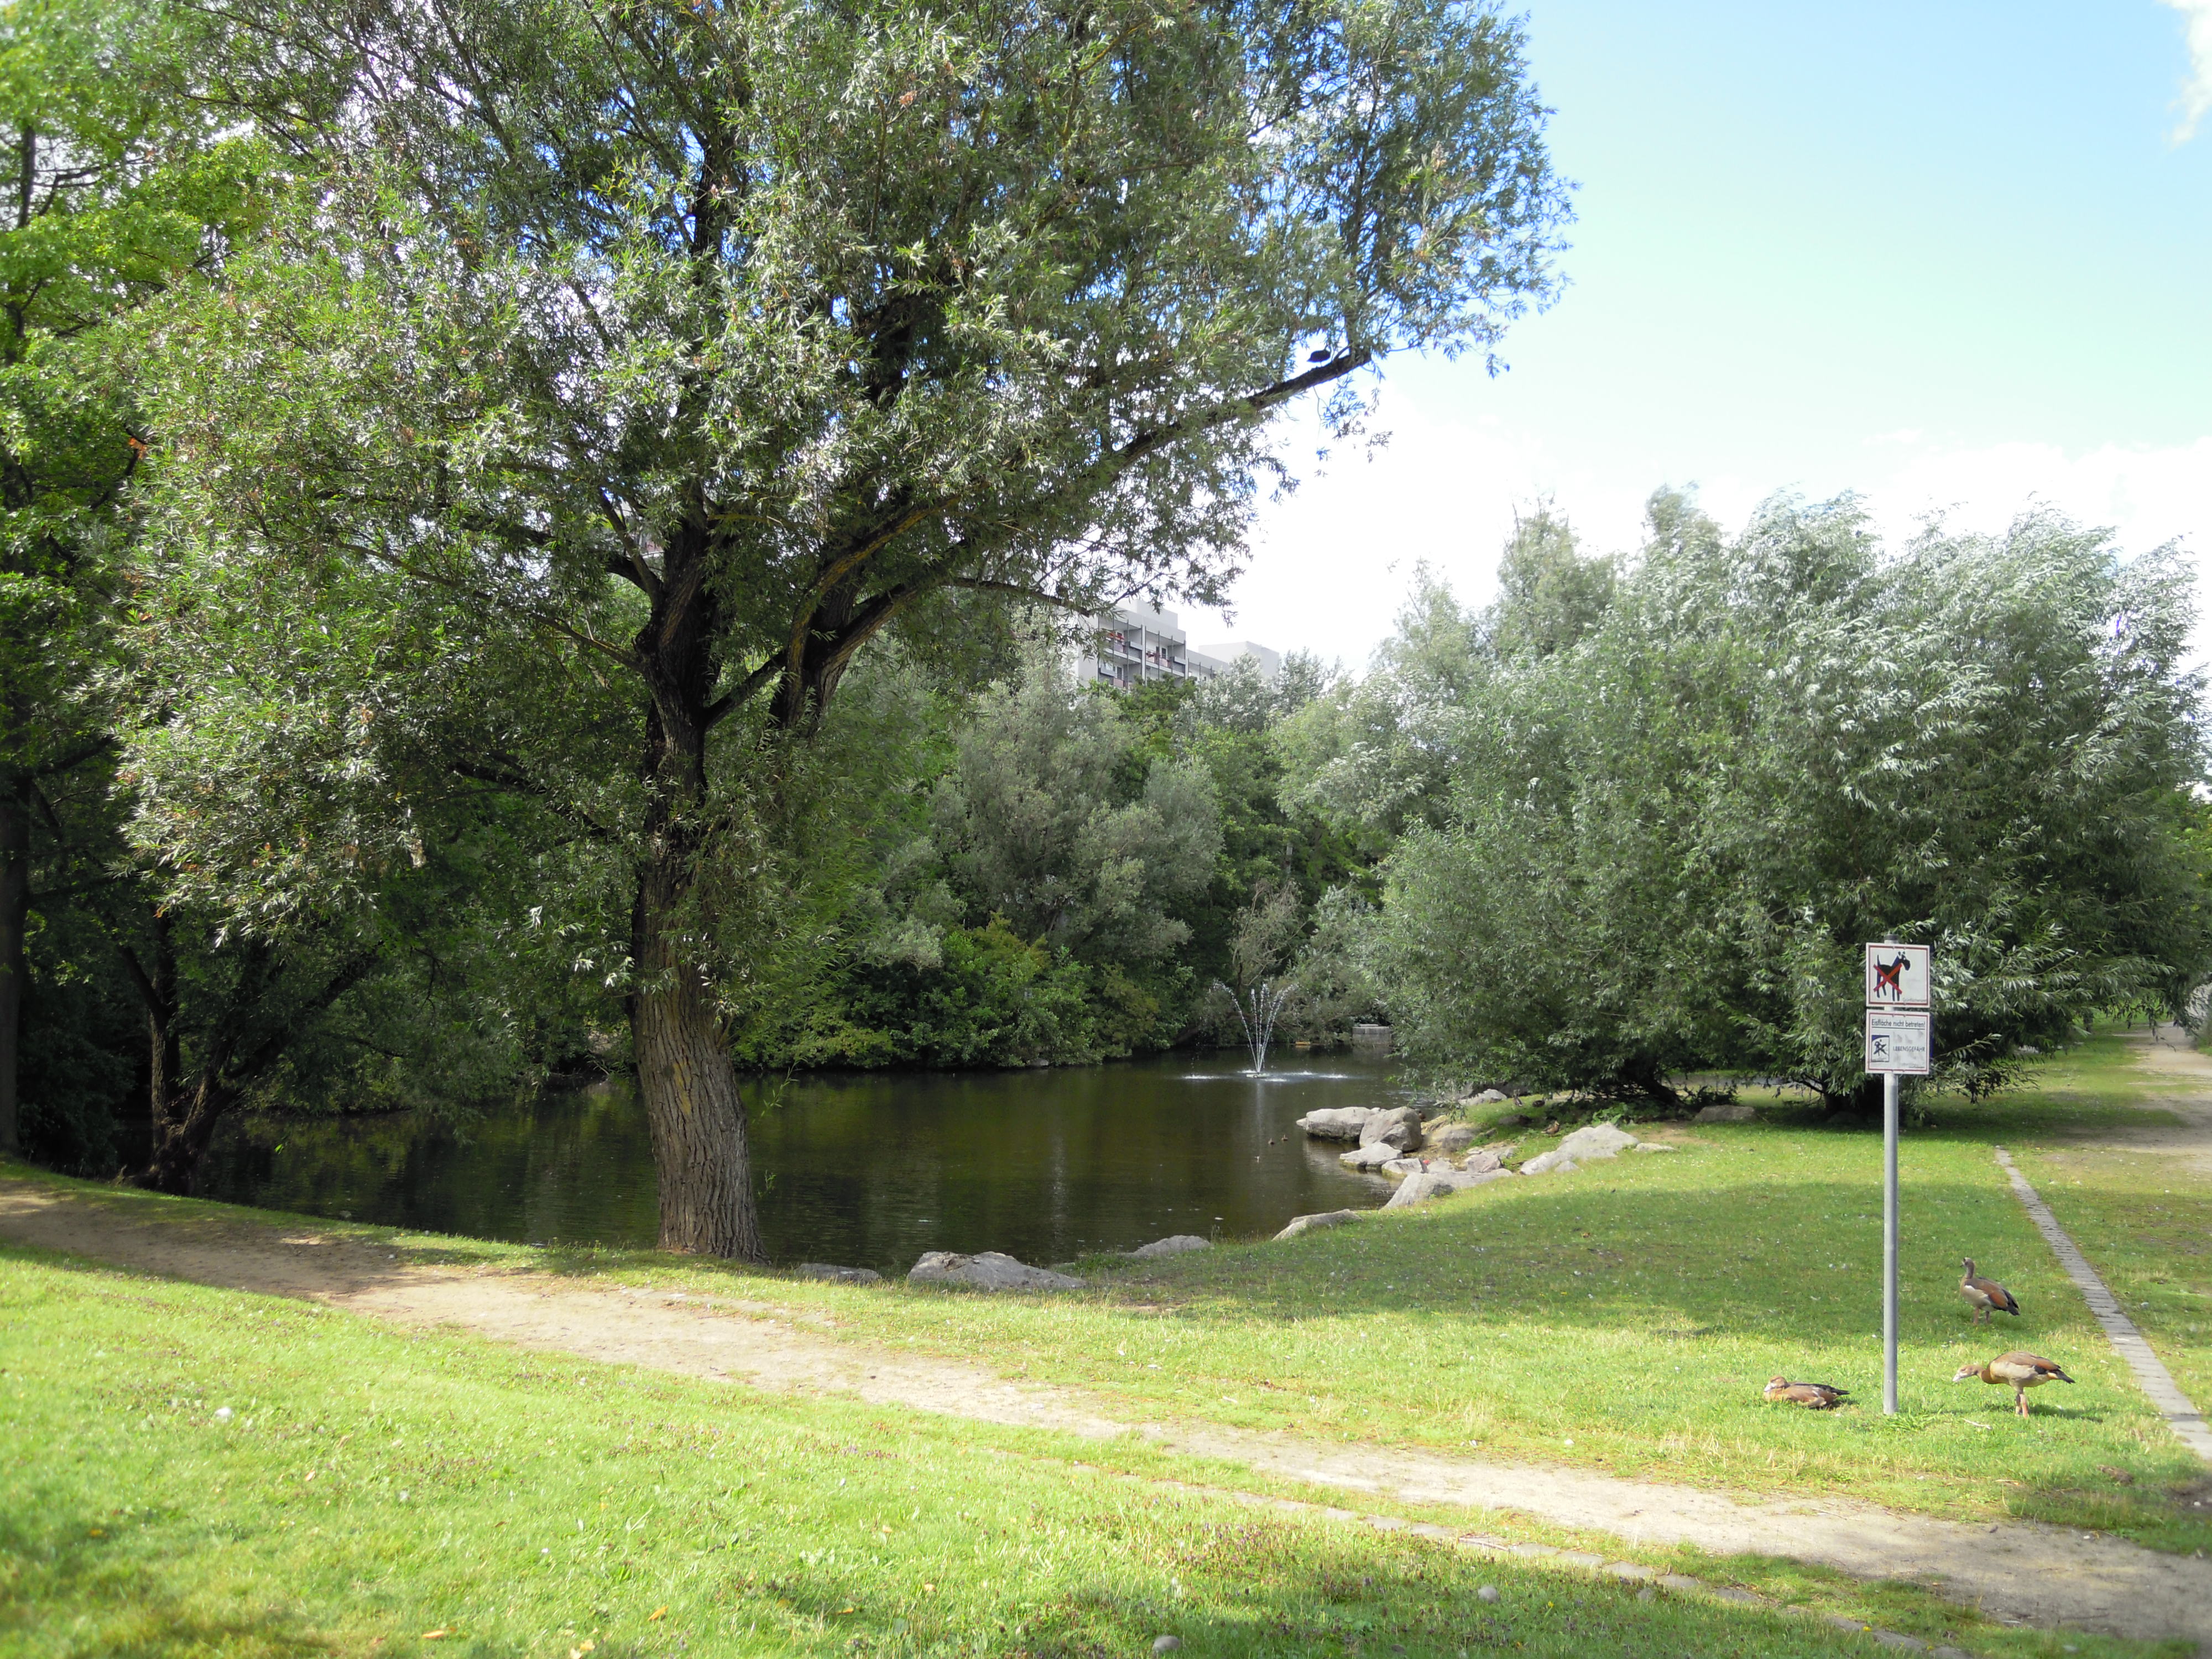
[145,1075,236,1196]
[142,912,182,1182]
[632,847,764,1260]
[0,783,27,1156]
[625,517,767,1261]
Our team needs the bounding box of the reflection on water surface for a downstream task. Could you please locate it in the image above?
[199,1048,1407,1272]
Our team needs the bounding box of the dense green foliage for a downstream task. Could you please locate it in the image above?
[1360,496,2212,1103]
[1,0,2205,1199]
[730,646,1366,1068]
[0,0,268,1168]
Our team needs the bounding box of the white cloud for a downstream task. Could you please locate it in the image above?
[2161,0,2212,141]
[1185,401,1652,671]
[1203,415,2212,674]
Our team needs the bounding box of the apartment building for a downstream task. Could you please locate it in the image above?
[1074,603,1279,690]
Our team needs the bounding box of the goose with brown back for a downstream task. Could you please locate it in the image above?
[1952,1352,2074,1417]
[1762,1377,1849,1410]
[1958,1258,2021,1325]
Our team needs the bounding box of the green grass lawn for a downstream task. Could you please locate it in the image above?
[17,1243,2160,1659]
[7,1023,2209,1659]
[489,1032,2201,1552]
[9,1028,2207,1561]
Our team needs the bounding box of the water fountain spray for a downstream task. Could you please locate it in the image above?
[1214,979,1292,1074]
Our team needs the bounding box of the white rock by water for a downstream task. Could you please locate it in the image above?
[1427,1124,1479,1156]
[907,1251,1086,1290]
[1381,1168,1511,1209]
[1129,1234,1211,1259]
[1338,1142,1402,1171]
[796,1262,883,1285]
[1274,1209,1360,1240]
[1357,1105,1425,1152]
[1296,1107,1376,1141]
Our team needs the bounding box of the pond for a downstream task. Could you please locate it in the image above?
[196,1047,1411,1273]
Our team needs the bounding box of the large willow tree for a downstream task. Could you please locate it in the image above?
[131,0,1566,1255]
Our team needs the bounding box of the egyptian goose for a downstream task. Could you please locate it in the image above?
[1952,1352,2074,1417]
[1763,1377,1849,1410]
[1958,1258,2021,1325]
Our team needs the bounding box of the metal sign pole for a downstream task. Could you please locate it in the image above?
[1864,938,1928,1420]
[1883,1069,1900,1415]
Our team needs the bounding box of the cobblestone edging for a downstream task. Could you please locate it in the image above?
[1994,1147,2212,1466]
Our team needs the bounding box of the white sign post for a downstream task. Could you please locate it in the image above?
[1863,942,1932,1416]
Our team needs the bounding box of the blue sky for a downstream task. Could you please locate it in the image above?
[1189,1,2212,668]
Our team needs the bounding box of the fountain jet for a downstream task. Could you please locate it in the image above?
[1215,979,1292,1074]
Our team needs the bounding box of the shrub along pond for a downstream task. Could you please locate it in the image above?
[195,1050,1407,1270]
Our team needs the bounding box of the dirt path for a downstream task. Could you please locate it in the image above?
[2046,1022,2212,1176]
[6,1179,2211,1647]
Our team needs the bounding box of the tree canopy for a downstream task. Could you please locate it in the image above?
[116,0,1569,1254]
[1368,495,2212,1104]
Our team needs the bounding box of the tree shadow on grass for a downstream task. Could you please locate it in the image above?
[0,1514,346,1658]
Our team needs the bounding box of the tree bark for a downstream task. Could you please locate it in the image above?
[140,912,181,1180]
[625,515,768,1261]
[632,844,763,1259]
[0,783,27,1156]
[145,1074,238,1196]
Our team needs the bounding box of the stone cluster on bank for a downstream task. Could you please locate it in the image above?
[1292,1105,1675,1211]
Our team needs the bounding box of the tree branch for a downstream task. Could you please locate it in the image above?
[448,756,615,840]
[29,735,114,781]
[220,948,380,1093]
[943,577,1098,615]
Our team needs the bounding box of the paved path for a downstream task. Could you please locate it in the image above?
[4,1175,2210,1648]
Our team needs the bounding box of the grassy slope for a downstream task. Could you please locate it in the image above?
[9,1032,2206,1557]
[554,1037,2208,1551]
[11,1244,2134,1659]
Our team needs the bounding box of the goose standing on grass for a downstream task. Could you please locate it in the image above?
[1958,1258,2021,1325]
[1763,1377,1849,1409]
[1952,1353,2074,1417]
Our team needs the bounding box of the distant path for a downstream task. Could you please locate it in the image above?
[2102,1024,2212,1175]
[5,1177,2210,1646]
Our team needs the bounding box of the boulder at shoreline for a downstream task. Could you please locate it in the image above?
[1129,1235,1211,1259]
[1274,1209,1360,1240]
[1296,1107,1375,1141]
[1358,1106,1425,1152]
[1427,1123,1479,1156]
[1383,1168,1512,1209]
[908,1251,1086,1290]
[1339,1142,1401,1171]
[795,1262,883,1285]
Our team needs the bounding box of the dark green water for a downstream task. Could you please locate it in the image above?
[196,1048,1407,1272]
